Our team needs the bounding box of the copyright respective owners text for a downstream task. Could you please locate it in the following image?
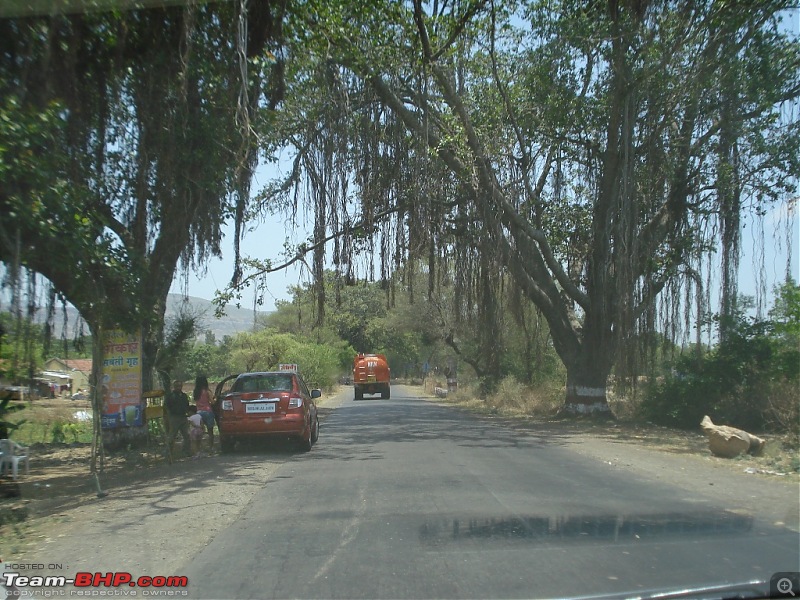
[3,592,189,598]
[1,562,190,599]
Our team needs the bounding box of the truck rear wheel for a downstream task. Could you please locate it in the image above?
[355,387,363,400]
[381,385,390,400]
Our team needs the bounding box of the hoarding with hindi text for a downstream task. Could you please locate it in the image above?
[101,329,143,429]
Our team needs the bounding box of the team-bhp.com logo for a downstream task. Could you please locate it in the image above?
[2,571,188,596]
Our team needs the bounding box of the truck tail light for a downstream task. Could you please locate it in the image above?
[288,397,303,409]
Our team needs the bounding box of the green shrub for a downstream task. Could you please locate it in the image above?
[640,284,799,431]
[50,419,68,443]
[45,419,88,444]
[282,342,340,391]
[61,422,87,443]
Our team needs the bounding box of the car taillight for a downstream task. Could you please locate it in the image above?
[222,399,233,410]
[288,397,303,409]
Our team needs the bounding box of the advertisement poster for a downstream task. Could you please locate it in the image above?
[101,329,143,429]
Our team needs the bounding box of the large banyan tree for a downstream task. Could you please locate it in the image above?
[234,0,799,413]
[0,1,285,456]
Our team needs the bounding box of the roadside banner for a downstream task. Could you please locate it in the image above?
[101,329,143,429]
[279,363,298,372]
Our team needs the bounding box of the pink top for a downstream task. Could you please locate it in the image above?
[196,388,213,412]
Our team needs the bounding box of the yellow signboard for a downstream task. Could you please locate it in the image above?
[100,329,143,429]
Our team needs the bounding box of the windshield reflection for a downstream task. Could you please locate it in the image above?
[419,511,755,546]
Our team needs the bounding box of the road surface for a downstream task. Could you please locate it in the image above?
[183,384,799,599]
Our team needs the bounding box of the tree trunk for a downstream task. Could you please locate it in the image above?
[562,360,613,415]
[560,320,615,416]
[562,367,611,415]
[142,318,162,393]
[88,319,105,478]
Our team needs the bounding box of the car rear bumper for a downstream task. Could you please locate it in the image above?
[219,412,306,437]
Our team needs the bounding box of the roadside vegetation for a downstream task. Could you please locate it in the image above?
[3,399,92,446]
[3,275,796,451]
[640,279,800,436]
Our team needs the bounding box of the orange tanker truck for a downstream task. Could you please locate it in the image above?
[352,353,391,400]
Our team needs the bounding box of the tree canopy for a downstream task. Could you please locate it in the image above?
[231,0,799,411]
[0,2,285,375]
[0,1,286,464]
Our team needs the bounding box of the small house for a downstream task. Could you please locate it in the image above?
[41,358,92,397]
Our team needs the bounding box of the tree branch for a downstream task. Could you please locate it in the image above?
[228,204,405,291]
[431,0,488,62]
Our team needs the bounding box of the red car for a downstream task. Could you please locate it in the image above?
[214,371,320,453]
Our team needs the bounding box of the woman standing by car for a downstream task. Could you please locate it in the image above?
[193,375,216,450]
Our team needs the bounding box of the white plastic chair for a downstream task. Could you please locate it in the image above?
[0,439,30,480]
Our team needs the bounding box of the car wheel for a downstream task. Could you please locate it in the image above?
[220,436,235,453]
[298,419,313,452]
[311,414,319,444]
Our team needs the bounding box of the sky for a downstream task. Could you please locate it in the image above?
[169,160,310,311]
[738,199,798,311]
[168,219,306,310]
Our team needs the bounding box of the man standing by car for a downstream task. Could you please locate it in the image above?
[165,379,190,458]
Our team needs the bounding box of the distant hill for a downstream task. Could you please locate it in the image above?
[34,294,272,342]
[165,294,273,341]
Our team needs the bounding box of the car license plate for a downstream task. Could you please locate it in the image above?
[246,403,276,414]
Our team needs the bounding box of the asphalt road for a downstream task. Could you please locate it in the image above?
[183,385,799,599]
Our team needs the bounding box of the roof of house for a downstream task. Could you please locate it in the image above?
[46,358,93,374]
[63,359,93,373]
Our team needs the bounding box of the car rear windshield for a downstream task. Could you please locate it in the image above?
[233,374,294,393]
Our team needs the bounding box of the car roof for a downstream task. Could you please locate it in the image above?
[236,371,301,379]
[238,371,296,376]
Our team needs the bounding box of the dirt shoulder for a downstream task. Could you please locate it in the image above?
[1,386,796,582]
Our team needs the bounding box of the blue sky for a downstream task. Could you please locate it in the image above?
[738,199,798,313]
[169,160,309,310]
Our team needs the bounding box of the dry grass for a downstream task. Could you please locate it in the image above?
[7,398,93,445]
[484,376,563,417]
[425,376,562,418]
